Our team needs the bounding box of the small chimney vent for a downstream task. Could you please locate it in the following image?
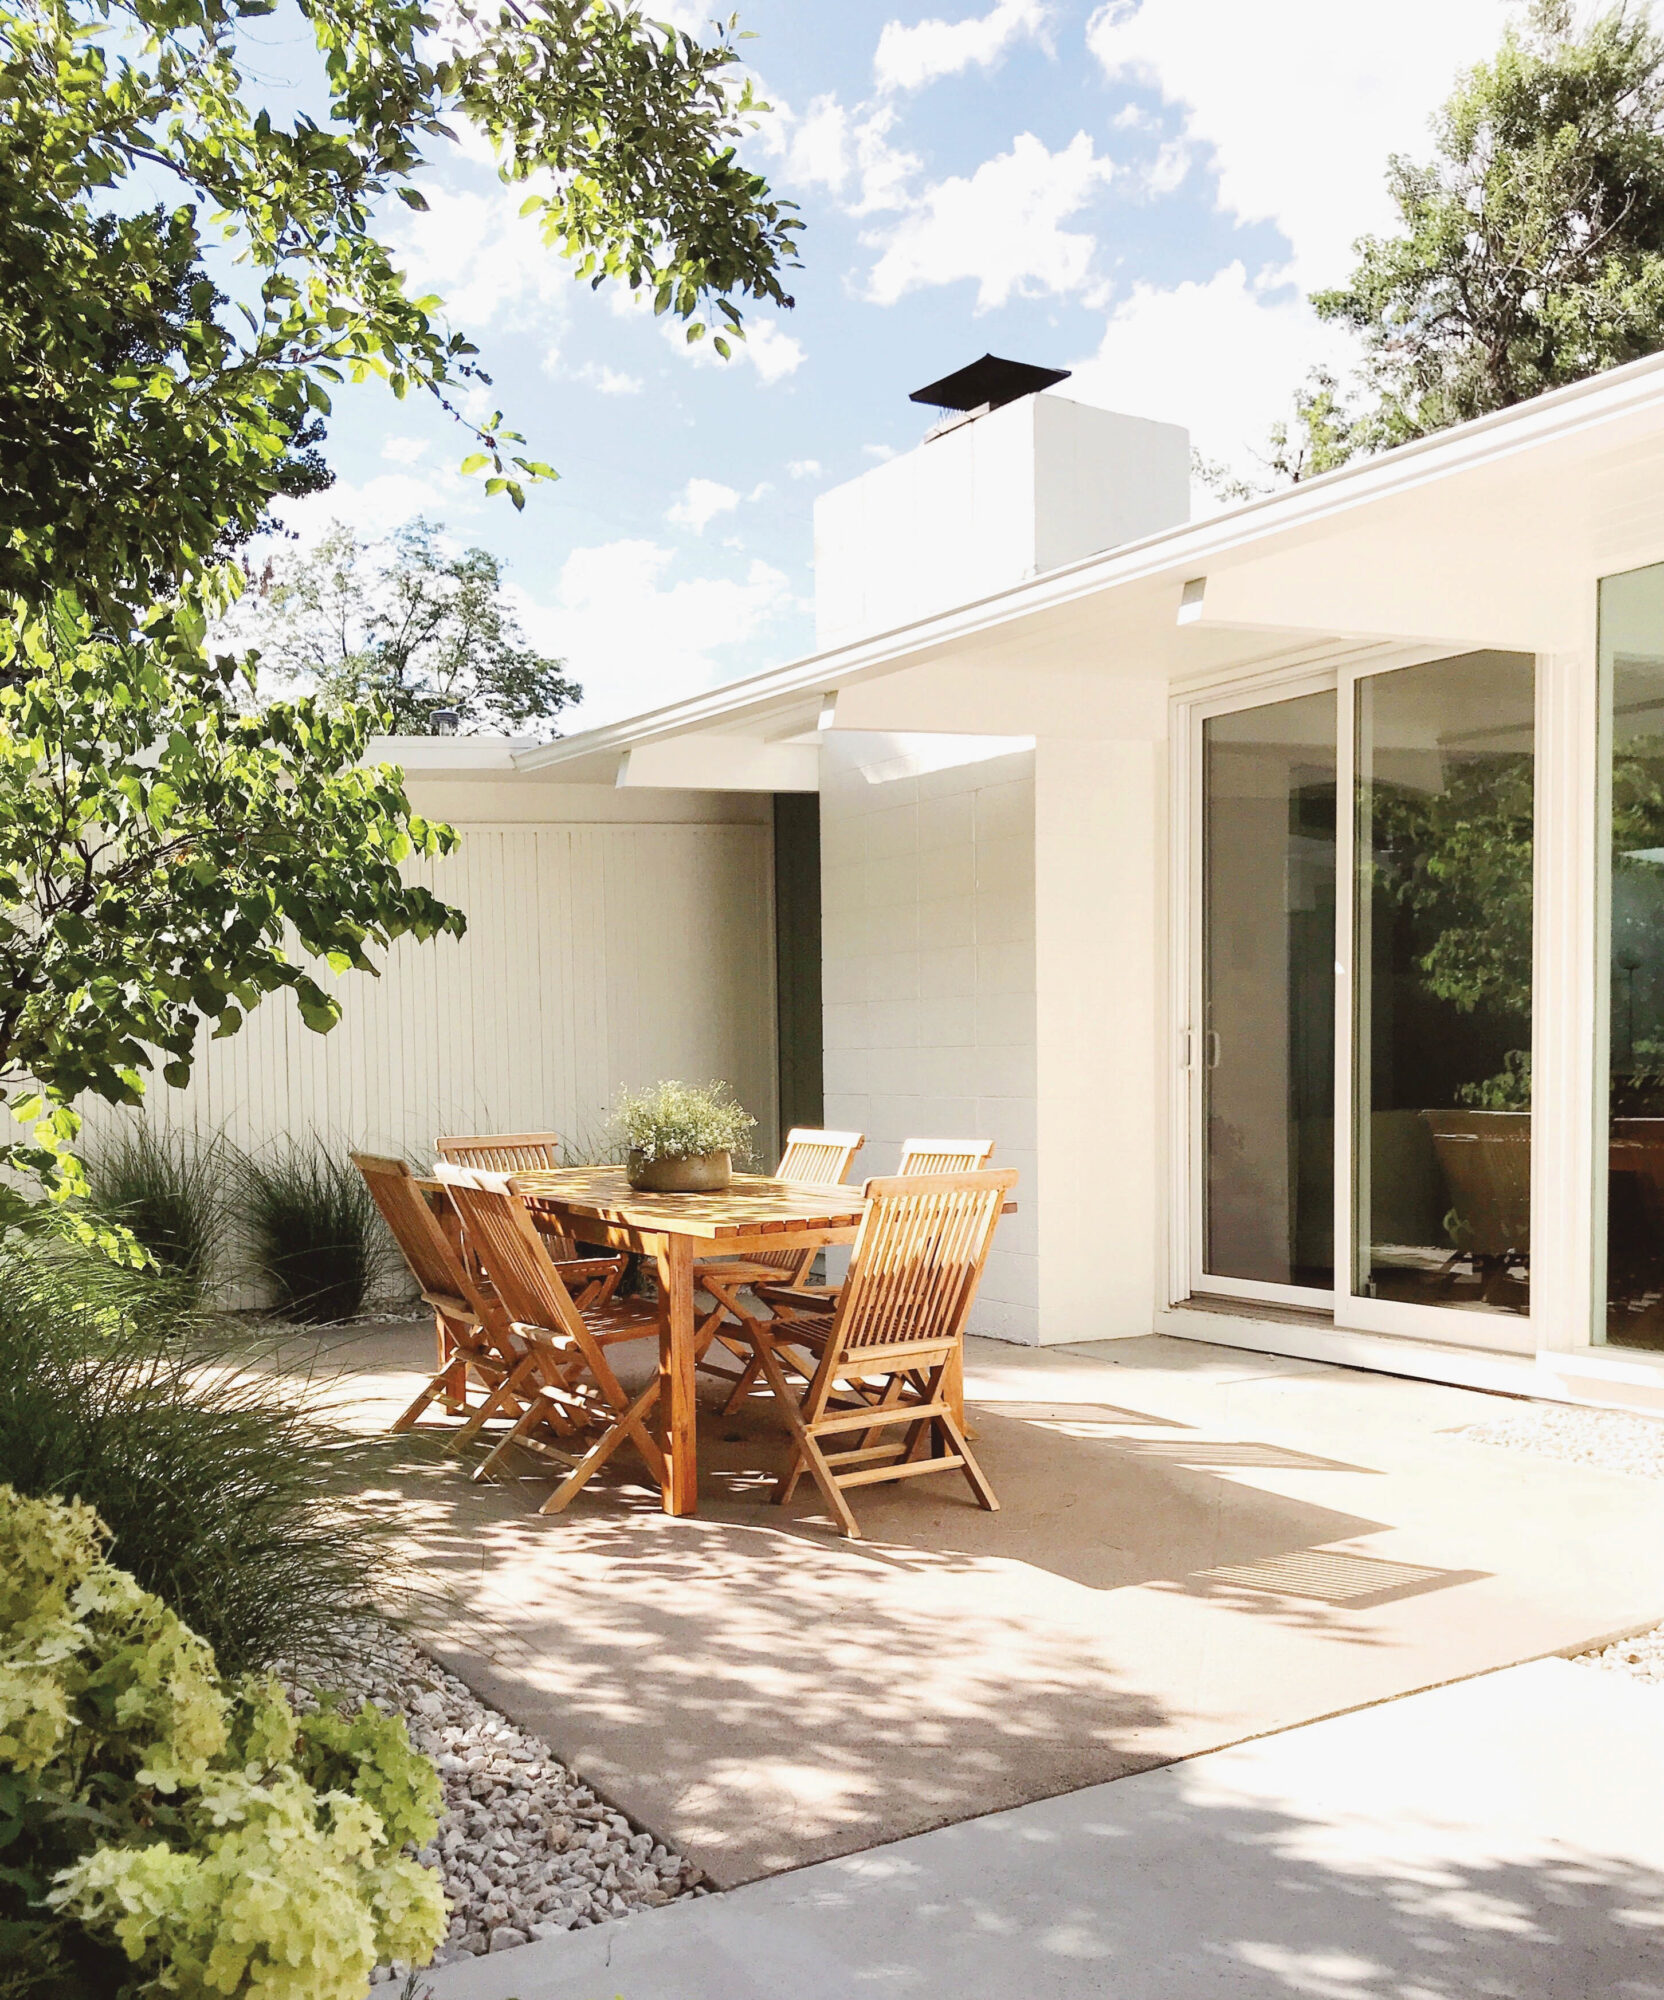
[910,353,1070,439]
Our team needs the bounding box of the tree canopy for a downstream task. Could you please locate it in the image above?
[244,521,580,736]
[1244,1,1664,484]
[0,0,799,1204]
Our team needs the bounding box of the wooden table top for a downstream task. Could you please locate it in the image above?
[512,1166,867,1241]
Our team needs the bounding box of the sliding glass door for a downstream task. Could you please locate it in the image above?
[1191,651,1537,1349]
[1199,691,1337,1298]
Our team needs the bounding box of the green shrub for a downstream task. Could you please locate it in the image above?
[0,1241,398,1676]
[0,1484,446,1999]
[611,1079,756,1164]
[87,1125,225,1295]
[237,1141,390,1323]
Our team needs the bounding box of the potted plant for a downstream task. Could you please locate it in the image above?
[614,1079,756,1193]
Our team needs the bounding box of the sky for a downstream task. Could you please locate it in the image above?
[258,0,1525,731]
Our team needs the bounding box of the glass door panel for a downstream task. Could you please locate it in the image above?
[1201,692,1337,1291]
[1351,652,1535,1318]
[1598,563,1664,1350]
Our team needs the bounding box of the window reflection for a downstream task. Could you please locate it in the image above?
[1202,693,1336,1289]
[1600,565,1664,1348]
[1354,653,1535,1316]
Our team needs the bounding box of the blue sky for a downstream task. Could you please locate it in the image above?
[265,0,1522,729]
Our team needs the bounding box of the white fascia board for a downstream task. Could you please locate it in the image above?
[615,736,819,792]
[511,350,1664,775]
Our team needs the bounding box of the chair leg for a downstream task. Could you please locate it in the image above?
[937,1404,1000,1513]
[448,1353,536,1451]
[539,1378,663,1514]
[752,1340,863,1538]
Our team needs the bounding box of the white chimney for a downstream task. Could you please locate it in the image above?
[813,365,1190,652]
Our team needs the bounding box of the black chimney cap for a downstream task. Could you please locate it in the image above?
[909,353,1071,413]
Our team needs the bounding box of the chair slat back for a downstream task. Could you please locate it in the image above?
[441,1178,587,1343]
[776,1128,865,1185]
[352,1153,471,1302]
[897,1138,996,1176]
[829,1168,1017,1360]
[438,1132,563,1174]
[739,1128,866,1277]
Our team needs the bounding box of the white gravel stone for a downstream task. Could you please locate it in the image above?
[1459,1398,1664,1691]
[273,1616,702,1976]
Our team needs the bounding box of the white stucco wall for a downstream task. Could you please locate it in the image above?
[76,776,779,1177]
[819,735,1039,1340]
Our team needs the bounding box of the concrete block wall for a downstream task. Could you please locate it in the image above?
[819,734,1039,1341]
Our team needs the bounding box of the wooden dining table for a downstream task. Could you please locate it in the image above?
[510,1166,869,1517]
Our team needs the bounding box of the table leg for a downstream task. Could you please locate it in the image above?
[655,1233,699,1516]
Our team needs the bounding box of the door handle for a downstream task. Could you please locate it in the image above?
[1206,1031,1222,1070]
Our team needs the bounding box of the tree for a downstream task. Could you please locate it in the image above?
[0,0,799,1200]
[245,521,580,736]
[1316,1,1664,456]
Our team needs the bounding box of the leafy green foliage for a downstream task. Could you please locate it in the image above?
[0,0,799,624]
[0,0,799,1206]
[237,1140,391,1323]
[0,596,464,1203]
[0,1242,399,1675]
[1316,1,1664,454]
[243,519,581,735]
[1367,752,1536,1109]
[612,1078,757,1164]
[0,1485,444,1998]
[86,1126,226,1295]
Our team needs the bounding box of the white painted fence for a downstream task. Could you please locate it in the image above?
[75,785,779,1198]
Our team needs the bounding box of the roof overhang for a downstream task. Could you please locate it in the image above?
[513,350,1664,788]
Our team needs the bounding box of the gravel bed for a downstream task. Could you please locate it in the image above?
[1458,1401,1664,1480]
[1459,1398,1664,1692]
[274,1618,703,1978]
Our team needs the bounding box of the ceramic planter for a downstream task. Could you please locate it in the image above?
[626,1149,733,1193]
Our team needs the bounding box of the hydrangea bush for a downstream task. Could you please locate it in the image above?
[0,1485,445,1998]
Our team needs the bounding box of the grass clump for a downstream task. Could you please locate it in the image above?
[237,1139,390,1323]
[86,1123,224,1294]
[0,1239,397,1675]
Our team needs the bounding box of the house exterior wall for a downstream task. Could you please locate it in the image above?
[819,735,1039,1340]
[813,395,1189,651]
[76,776,778,1179]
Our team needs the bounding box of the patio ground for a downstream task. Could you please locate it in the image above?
[419,1658,1664,2000]
[311,1326,1664,1888]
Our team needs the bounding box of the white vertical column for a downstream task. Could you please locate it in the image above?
[1034,684,1167,1341]
[1531,646,1600,1355]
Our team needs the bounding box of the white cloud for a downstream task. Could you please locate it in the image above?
[579,363,643,396]
[521,542,794,727]
[380,436,431,467]
[875,0,1051,93]
[1087,0,1512,283]
[388,181,572,331]
[756,90,920,214]
[666,315,806,384]
[667,478,741,533]
[1065,260,1356,477]
[787,458,823,480]
[864,131,1112,309]
[267,468,475,549]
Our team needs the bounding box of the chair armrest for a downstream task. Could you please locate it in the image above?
[754,1284,839,1315]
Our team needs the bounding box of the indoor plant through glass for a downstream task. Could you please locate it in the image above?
[614,1080,756,1193]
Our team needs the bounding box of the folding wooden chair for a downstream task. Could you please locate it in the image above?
[691,1128,863,1402]
[715,1135,995,1414]
[434,1146,626,1302]
[732,1168,1015,1537]
[440,1176,665,1514]
[896,1138,996,1174]
[351,1152,532,1442]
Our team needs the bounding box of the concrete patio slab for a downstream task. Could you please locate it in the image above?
[418,1659,1664,2000]
[307,1327,1664,1888]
